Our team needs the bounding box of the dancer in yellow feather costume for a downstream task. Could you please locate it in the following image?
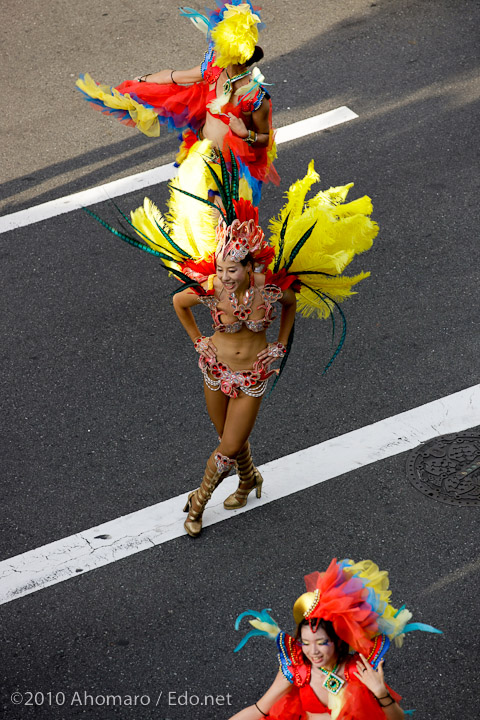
[86,142,378,537]
[76,2,278,205]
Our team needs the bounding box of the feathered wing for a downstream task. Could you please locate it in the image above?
[268,160,379,320]
[76,73,161,137]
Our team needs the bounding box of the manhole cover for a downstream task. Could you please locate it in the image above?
[406,433,480,506]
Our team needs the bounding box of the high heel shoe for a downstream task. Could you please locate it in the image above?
[183,451,235,537]
[223,441,263,510]
[183,490,203,537]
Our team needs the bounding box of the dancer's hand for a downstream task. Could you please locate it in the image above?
[353,655,389,699]
[257,342,286,368]
[228,113,248,138]
[194,335,217,360]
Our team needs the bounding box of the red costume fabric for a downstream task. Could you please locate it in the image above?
[267,652,401,720]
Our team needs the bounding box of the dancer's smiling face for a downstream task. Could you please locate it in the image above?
[298,624,337,669]
[216,258,251,293]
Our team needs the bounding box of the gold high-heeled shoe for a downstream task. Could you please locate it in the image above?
[223,442,264,510]
[183,490,203,537]
[184,451,235,537]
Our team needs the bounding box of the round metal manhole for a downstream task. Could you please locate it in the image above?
[406,432,480,507]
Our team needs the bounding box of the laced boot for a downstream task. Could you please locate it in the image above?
[223,441,263,510]
[183,451,236,537]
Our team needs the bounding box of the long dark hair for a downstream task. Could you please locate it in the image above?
[295,619,350,666]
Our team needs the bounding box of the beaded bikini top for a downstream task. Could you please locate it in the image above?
[199,284,283,333]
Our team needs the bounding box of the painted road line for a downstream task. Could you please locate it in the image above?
[275,106,357,144]
[0,383,479,606]
[0,107,357,234]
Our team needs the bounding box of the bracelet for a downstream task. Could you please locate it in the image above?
[171,69,177,85]
[193,335,209,354]
[255,702,267,717]
[375,692,395,707]
[267,341,286,358]
[137,74,150,82]
[245,129,257,145]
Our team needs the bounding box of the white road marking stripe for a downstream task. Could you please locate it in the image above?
[0,107,357,234]
[0,383,479,605]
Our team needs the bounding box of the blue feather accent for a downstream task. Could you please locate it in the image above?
[234,608,275,630]
[234,608,278,652]
[402,622,443,635]
[234,629,271,653]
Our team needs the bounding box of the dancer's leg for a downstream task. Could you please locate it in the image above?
[185,387,263,536]
[217,392,263,458]
[203,382,229,438]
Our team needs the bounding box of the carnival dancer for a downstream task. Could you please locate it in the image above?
[76,1,278,204]
[85,143,378,537]
[229,558,442,719]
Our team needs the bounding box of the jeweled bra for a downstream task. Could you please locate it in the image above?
[199,284,283,333]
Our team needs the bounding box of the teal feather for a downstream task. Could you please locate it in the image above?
[273,212,290,273]
[294,270,337,278]
[229,149,239,201]
[170,279,205,295]
[171,182,228,224]
[284,222,317,272]
[83,207,203,291]
[234,629,272,653]
[219,152,233,218]
[234,608,279,653]
[151,215,192,259]
[321,294,346,374]
[402,623,442,635]
[109,200,185,259]
[300,283,347,374]
[268,321,295,396]
[83,209,163,258]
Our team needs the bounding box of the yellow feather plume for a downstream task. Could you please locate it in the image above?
[167,140,218,259]
[268,160,377,319]
[249,619,280,638]
[342,560,413,646]
[211,4,261,67]
[76,73,160,137]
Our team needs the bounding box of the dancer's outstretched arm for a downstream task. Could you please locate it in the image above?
[134,66,202,84]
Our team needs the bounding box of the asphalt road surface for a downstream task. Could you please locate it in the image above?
[1,1,479,718]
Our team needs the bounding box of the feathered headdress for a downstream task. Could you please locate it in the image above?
[234,558,441,657]
[180,1,263,67]
[293,559,442,655]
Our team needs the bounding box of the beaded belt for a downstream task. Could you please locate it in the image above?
[199,355,275,398]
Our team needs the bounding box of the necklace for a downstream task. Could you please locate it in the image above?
[317,662,345,695]
[223,69,251,95]
[229,286,254,321]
